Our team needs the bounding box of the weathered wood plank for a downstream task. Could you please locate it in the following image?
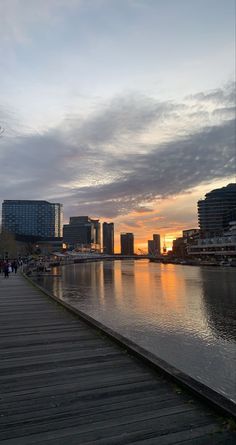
[0,274,235,444]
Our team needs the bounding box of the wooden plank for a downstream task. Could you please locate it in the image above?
[1,391,177,416]
[0,273,235,445]
[0,410,217,443]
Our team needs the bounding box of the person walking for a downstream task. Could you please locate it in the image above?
[12,260,18,274]
[3,262,9,278]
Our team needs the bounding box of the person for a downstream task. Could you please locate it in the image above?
[3,262,9,278]
[12,260,18,273]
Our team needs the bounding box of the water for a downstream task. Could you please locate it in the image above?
[37,260,236,403]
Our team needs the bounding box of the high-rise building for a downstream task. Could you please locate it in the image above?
[148,234,161,256]
[198,183,236,236]
[153,234,161,255]
[120,232,134,255]
[103,222,114,254]
[63,216,101,250]
[148,240,154,255]
[2,200,63,238]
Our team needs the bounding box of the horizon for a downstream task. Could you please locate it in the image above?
[1,180,235,253]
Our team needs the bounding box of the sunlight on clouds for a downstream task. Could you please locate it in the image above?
[0,0,234,249]
[113,175,236,252]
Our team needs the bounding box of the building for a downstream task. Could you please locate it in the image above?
[172,237,186,258]
[153,234,161,255]
[2,200,63,238]
[198,183,236,236]
[120,232,134,255]
[188,221,236,259]
[102,222,114,254]
[183,229,199,241]
[172,230,200,259]
[148,234,161,256]
[63,216,101,251]
[148,240,154,255]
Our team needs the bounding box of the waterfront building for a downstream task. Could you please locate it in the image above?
[63,216,101,251]
[148,234,161,256]
[183,229,199,241]
[102,222,114,254]
[2,200,63,238]
[198,183,236,236]
[172,229,199,259]
[188,221,236,259]
[172,237,186,258]
[148,240,154,255]
[153,234,161,255]
[120,232,134,255]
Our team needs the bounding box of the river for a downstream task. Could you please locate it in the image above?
[36,260,236,403]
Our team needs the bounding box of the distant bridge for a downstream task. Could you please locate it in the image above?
[52,252,153,263]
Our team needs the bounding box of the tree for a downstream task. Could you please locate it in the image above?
[0,228,18,259]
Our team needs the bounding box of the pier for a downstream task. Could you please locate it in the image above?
[0,273,235,444]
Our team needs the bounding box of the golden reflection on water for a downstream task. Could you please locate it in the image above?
[50,260,232,340]
[103,261,209,336]
[43,260,236,403]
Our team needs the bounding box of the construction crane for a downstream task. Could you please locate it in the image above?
[137,248,147,255]
[163,236,167,254]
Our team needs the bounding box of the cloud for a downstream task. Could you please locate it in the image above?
[0,0,82,44]
[65,118,235,217]
[0,83,235,221]
[187,81,235,105]
[72,94,179,146]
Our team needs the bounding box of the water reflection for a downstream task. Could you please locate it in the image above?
[37,260,236,402]
[201,268,236,342]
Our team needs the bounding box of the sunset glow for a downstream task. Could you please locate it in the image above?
[0,1,234,250]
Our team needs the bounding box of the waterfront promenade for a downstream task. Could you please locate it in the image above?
[0,274,235,444]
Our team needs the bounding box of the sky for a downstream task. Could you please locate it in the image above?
[0,0,235,251]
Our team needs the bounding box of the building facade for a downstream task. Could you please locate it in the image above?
[2,200,63,238]
[102,222,114,254]
[148,234,161,256]
[148,240,154,255]
[188,222,236,259]
[120,232,134,255]
[198,183,236,236]
[153,234,161,255]
[63,216,101,251]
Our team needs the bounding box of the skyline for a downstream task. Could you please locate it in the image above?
[0,0,235,250]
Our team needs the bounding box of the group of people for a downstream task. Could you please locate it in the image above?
[0,260,18,278]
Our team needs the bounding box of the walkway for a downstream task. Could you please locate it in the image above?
[0,273,235,444]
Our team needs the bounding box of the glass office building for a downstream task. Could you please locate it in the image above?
[63,216,101,250]
[198,183,236,236]
[2,200,63,238]
[102,222,114,254]
[120,232,134,255]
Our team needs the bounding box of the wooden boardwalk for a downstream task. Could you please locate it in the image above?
[0,273,235,444]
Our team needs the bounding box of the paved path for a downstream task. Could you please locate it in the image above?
[0,273,235,444]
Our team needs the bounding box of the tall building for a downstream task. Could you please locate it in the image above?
[148,240,154,255]
[120,232,134,255]
[2,200,63,238]
[148,234,161,256]
[103,222,114,254]
[63,216,101,250]
[198,183,236,236]
[153,234,161,255]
